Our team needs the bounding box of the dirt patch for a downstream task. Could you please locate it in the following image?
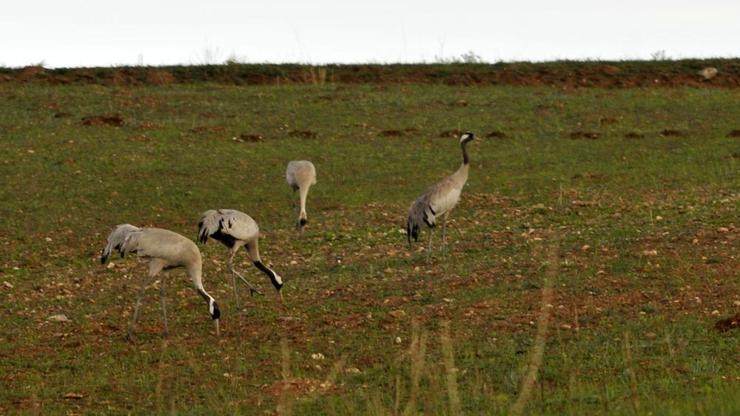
[190,125,225,134]
[599,116,621,125]
[262,378,338,397]
[238,133,264,142]
[485,131,507,139]
[660,129,683,137]
[110,70,136,86]
[127,134,151,142]
[288,130,317,139]
[570,131,600,140]
[624,132,645,139]
[138,121,161,130]
[439,129,463,138]
[715,313,740,332]
[145,70,175,85]
[80,114,124,127]
[18,66,46,80]
[726,129,740,138]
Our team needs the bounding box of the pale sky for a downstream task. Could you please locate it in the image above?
[1,0,738,68]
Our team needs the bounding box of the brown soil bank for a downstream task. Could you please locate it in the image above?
[2,60,740,88]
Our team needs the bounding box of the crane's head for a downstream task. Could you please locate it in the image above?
[270,271,284,292]
[460,131,475,144]
[209,298,221,319]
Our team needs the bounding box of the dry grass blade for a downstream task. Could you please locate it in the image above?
[623,332,640,412]
[510,241,557,416]
[440,320,461,416]
[278,337,294,416]
[403,321,428,416]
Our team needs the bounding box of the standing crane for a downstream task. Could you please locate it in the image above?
[101,224,221,339]
[286,160,317,234]
[198,209,284,308]
[406,132,476,256]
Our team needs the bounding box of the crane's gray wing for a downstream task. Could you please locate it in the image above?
[101,224,142,264]
[219,210,259,241]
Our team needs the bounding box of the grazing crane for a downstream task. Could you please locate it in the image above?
[198,209,284,308]
[101,224,220,339]
[286,160,317,234]
[406,132,476,256]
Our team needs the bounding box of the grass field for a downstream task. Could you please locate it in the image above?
[0,80,738,415]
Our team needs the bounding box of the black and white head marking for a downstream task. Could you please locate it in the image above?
[209,299,221,320]
[460,131,475,143]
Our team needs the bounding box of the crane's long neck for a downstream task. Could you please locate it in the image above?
[189,262,221,324]
[461,139,471,165]
[298,185,309,223]
[254,261,283,291]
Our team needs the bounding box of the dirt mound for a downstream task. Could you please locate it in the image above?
[726,129,740,138]
[288,130,317,139]
[485,131,507,139]
[439,129,464,138]
[80,114,124,127]
[570,131,600,140]
[715,313,740,332]
[660,129,683,137]
[5,60,740,88]
[379,129,403,137]
[238,133,264,142]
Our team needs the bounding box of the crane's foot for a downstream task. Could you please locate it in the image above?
[126,330,137,343]
[249,288,263,297]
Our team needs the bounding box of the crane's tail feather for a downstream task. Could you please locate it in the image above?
[407,194,434,244]
[101,224,142,264]
[197,210,221,244]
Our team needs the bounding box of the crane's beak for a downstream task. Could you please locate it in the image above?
[214,319,220,337]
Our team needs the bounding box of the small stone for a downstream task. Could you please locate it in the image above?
[717,227,729,233]
[2,281,13,289]
[642,249,658,256]
[581,244,590,251]
[395,336,402,344]
[560,324,572,330]
[48,314,71,323]
[311,353,325,360]
[711,310,720,316]
[389,310,406,319]
[45,237,52,242]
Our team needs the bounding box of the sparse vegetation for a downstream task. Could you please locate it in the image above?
[0,75,738,414]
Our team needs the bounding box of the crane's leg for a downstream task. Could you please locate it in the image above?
[228,247,263,299]
[441,212,450,255]
[128,273,157,341]
[160,276,169,337]
[227,248,241,309]
[426,227,435,262]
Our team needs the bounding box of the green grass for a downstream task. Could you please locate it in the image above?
[0,82,738,415]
